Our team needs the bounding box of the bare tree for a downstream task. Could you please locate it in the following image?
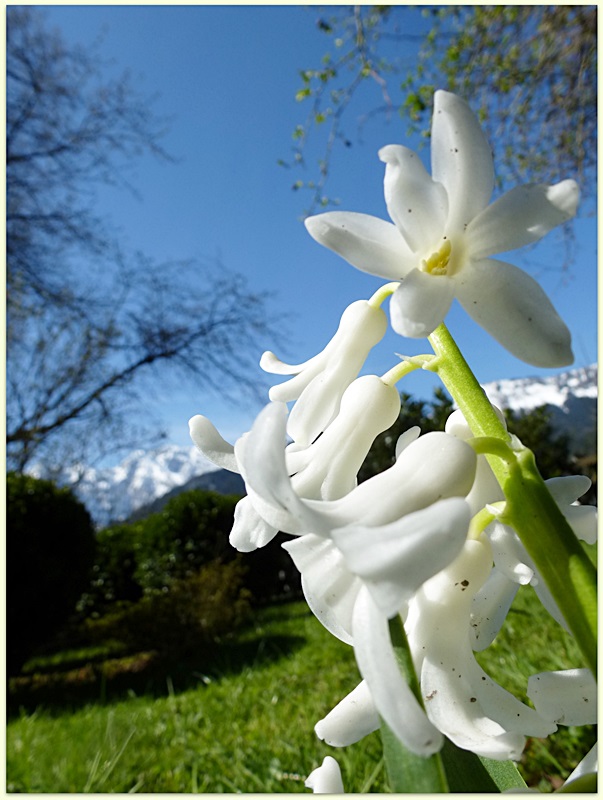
[6,8,276,473]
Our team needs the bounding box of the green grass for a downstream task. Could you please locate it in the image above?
[7,590,595,793]
[7,604,388,793]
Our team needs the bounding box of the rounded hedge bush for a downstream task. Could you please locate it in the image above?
[7,472,96,674]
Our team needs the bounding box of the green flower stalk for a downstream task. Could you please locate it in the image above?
[429,322,596,675]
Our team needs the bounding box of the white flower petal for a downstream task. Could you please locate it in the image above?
[467,181,580,259]
[431,90,494,233]
[236,402,312,533]
[291,375,400,500]
[315,680,380,747]
[530,574,569,632]
[394,425,421,458]
[487,522,534,585]
[421,657,526,760]
[188,415,239,473]
[283,534,360,645]
[229,496,278,552]
[562,504,598,545]
[545,476,597,544]
[389,270,455,338]
[284,301,388,445]
[304,211,415,280]
[470,568,520,651]
[467,458,505,516]
[455,259,573,367]
[527,669,597,726]
[379,144,448,252]
[471,661,556,738]
[331,497,470,618]
[353,587,443,756]
[411,540,530,760]
[260,348,321,376]
[546,474,593,506]
[305,756,345,794]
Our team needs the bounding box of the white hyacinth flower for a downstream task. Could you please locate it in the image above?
[283,548,447,756]
[406,538,557,760]
[189,374,401,551]
[244,396,476,616]
[261,299,388,445]
[238,400,476,547]
[445,407,597,637]
[284,518,472,755]
[305,91,577,367]
[287,535,555,760]
[305,756,344,794]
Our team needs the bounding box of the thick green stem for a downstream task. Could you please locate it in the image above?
[503,448,597,673]
[428,323,597,675]
[428,325,510,445]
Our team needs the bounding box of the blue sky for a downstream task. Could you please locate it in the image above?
[38,5,597,452]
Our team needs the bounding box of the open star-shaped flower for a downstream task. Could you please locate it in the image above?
[305,90,578,367]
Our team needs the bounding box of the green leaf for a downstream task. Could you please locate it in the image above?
[440,738,527,792]
[381,721,449,793]
[557,774,597,793]
[295,87,311,102]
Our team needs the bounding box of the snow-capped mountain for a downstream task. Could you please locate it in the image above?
[29,364,596,527]
[30,444,217,528]
[481,364,597,415]
[481,364,597,454]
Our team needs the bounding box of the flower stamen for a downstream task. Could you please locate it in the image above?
[421,239,452,276]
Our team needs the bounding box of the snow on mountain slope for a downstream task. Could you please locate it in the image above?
[481,364,597,414]
[30,444,216,528]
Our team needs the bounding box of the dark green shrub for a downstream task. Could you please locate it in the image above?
[242,535,302,605]
[135,488,302,605]
[79,488,302,623]
[134,490,238,592]
[85,558,251,656]
[7,472,96,674]
[77,523,144,617]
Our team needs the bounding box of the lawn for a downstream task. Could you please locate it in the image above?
[7,586,595,793]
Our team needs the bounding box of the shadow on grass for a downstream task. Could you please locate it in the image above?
[7,631,306,718]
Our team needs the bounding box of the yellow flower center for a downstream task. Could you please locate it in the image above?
[421,239,452,276]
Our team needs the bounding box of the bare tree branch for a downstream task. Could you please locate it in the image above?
[6,8,279,475]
